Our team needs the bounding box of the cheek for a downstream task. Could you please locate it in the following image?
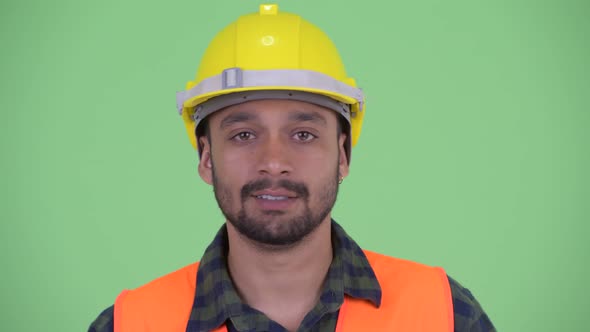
[298,153,339,191]
[297,146,339,170]
[212,145,254,182]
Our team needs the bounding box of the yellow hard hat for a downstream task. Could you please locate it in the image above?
[176,4,365,162]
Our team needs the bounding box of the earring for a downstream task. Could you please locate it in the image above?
[338,177,344,184]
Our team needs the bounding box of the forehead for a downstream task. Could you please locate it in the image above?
[207,99,339,129]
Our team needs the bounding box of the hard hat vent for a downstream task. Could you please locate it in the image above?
[260,4,278,15]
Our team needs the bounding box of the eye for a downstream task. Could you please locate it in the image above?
[293,131,316,142]
[232,131,256,141]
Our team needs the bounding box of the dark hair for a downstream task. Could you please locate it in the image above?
[195,118,211,156]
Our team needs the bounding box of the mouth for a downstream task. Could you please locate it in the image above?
[251,190,298,210]
[251,188,298,199]
[255,194,291,201]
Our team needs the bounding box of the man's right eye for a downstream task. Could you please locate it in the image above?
[232,131,256,141]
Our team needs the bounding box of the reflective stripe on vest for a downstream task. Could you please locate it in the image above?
[114,250,454,332]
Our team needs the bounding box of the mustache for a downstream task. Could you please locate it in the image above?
[241,178,310,201]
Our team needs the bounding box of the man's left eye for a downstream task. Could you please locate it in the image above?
[293,131,316,142]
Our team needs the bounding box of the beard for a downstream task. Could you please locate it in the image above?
[212,165,339,247]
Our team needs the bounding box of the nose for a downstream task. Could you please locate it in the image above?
[257,135,294,177]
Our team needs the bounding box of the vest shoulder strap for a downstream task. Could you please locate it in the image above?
[114,262,212,332]
[335,250,453,332]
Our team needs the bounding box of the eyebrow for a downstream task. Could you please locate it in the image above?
[219,111,259,129]
[218,109,329,130]
[288,110,327,126]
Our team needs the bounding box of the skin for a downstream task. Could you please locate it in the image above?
[197,99,349,331]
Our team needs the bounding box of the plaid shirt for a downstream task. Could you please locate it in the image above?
[89,220,495,331]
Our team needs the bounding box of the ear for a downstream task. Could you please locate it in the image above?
[338,133,349,180]
[198,135,213,185]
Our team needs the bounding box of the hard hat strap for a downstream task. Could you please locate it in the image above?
[176,68,364,116]
[192,90,351,130]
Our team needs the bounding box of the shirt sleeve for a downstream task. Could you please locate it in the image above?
[88,305,114,332]
[447,275,496,332]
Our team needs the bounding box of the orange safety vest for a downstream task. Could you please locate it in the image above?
[114,250,454,332]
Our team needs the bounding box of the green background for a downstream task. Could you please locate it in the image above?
[1,0,588,330]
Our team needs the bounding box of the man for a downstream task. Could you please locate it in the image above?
[90,4,495,331]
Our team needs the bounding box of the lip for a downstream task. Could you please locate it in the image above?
[251,189,298,198]
[250,189,298,210]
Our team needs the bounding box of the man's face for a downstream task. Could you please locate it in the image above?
[198,99,349,247]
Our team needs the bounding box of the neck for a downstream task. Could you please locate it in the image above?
[226,217,333,331]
